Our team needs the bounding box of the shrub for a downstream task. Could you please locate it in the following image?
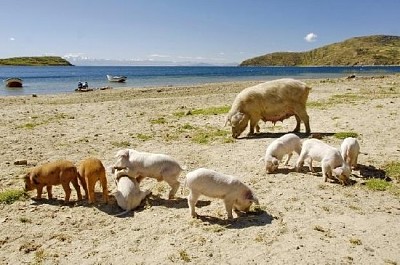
[0,189,26,204]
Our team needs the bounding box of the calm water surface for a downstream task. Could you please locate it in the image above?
[1,66,400,96]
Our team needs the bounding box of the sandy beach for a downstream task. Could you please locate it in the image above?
[0,75,399,264]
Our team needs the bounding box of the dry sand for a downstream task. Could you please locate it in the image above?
[0,75,399,264]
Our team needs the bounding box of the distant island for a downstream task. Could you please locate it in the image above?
[0,56,73,66]
[240,35,400,66]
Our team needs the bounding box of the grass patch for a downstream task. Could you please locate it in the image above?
[191,127,232,144]
[135,133,153,141]
[307,93,365,109]
[333,132,358,139]
[0,189,26,204]
[150,117,167,124]
[179,250,191,262]
[111,141,131,148]
[365,179,392,191]
[19,217,32,223]
[173,105,230,117]
[34,249,46,264]
[349,238,362,246]
[16,113,74,130]
[384,161,400,181]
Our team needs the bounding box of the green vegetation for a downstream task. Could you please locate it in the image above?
[179,250,191,262]
[0,56,73,66]
[0,189,26,204]
[349,238,362,246]
[16,113,75,130]
[365,179,392,191]
[240,35,400,66]
[384,161,400,181]
[150,117,167,124]
[307,93,366,110]
[333,132,359,139]
[191,126,233,144]
[135,133,153,141]
[173,106,230,117]
[19,217,32,223]
[111,141,131,148]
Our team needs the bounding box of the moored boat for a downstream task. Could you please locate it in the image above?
[107,75,127,82]
[4,77,23,87]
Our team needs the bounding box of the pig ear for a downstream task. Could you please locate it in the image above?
[244,190,259,204]
[332,167,343,176]
[116,149,129,158]
[32,174,40,185]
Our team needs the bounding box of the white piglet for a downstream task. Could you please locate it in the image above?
[185,168,259,219]
[296,139,351,185]
[261,133,302,173]
[114,149,184,199]
[113,168,151,216]
[340,137,360,169]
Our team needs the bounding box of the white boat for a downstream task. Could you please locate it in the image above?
[107,75,127,82]
[4,77,23,87]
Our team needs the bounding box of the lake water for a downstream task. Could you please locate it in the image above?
[1,66,400,96]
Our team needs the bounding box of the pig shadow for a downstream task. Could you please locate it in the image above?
[147,194,211,209]
[241,132,335,139]
[357,164,391,181]
[297,167,358,186]
[274,167,296,174]
[196,209,274,229]
[30,197,77,207]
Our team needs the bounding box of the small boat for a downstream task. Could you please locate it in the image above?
[4,77,23,87]
[107,75,127,82]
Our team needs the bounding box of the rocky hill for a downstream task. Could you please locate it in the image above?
[0,56,73,66]
[240,35,400,66]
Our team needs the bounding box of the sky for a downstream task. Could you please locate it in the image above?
[1,0,400,65]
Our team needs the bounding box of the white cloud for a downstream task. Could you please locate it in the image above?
[63,53,89,60]
[304,33,318,42]
[149,54,170,58]
[9,37,15,41]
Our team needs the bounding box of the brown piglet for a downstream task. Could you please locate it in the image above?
[24,160,83,202]
[78,158,109,204]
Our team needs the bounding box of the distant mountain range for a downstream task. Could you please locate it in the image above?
[0,55,237,67]
[0,56,72,66]
[240,35,400,66]
[63,55,237,66]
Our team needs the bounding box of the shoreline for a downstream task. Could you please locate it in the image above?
[0,75,399,264]
[2,66,400,97]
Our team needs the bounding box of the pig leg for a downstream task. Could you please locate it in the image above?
[87,179,97,204]
[187,190,200,218]
[163,168,181,199]
[223,199,234,219]
[322,161,332,182]
[296,152,307,172]
[71,178,83,201]
[294,108,311,134]
[100,175,109,203]
[61,182,72,202]
[248,118,259,135]
[167,179,180,199]
[77,174,88,199]
[36,185,44,200]
[308,159,315,173]
[46,185,53,200]
[284,153,293,166]
[293,115,301,132]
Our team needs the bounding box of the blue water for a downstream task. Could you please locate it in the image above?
[1,66,400,96]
